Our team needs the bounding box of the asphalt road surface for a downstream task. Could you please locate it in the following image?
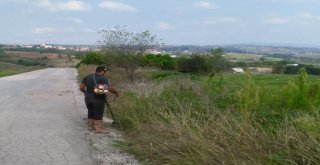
[0,68,96,165]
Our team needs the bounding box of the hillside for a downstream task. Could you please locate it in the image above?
[1,50,80,68]
[0,61,36,77]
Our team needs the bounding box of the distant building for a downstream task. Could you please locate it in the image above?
[248,67,273,74]
[146,49,165,55]
[40,44,52,49]
[56,46,67,50]
[232,68,245,74]
[170,54,177,58]
[287,64,299,67]
[22,45,33,48]
[78,47,90,52]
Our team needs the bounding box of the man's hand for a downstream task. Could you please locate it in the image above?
[79,83,86,93]
[109,87,120,97]
[115,92,121,97]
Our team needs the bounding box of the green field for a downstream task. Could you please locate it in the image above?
[0,62,38,77]
[1,51,80,68]
[205,73,319,90]
[78,65,320,164]
[0,50,82,78]
[296,52,320,59]
[225,53,283,62]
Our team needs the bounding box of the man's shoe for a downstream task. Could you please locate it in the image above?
[94,120,108,134]
[88,118,94,130]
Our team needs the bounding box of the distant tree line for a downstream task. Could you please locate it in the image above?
[0,54,46,67]
[78,26,320,80]
[0,48,4,55]
[79,47,230,77]
[284,64,320,75]
[7,47,61,54]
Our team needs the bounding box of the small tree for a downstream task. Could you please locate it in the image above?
[99,26,161,81]
[210,48,227,72]
[80,52,104,65]
[158,54,175,70]
[0,48,4,56]
[177,55,213,74]
[272,62,284,74]
[142,54,175,70]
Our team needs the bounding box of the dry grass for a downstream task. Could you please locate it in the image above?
[0,61,39,77]
[78,65,320,165]
[6,51,58,59]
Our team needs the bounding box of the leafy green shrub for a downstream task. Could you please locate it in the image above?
[177,55,213,74]
[141,54,175,70]
[0,48,4,55]
[280,68,320,110]
[285,65,320,75]
[79,52,104,65]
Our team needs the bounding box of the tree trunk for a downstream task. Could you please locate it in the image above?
[126,68,135,82]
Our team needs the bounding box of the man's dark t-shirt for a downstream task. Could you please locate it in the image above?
[82,74,109,100]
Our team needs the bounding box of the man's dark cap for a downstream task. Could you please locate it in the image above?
[96,66,111,72]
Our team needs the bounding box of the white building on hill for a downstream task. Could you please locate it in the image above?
[232,68,245,74]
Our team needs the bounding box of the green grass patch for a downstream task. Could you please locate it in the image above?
[0,62,39,77]
[78,66,320,164]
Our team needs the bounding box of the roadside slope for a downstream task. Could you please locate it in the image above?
[0,68,138,165]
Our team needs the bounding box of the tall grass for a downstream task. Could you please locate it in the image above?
[78,65,320,164]
[0,62,38,77]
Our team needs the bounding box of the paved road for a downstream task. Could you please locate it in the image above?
[0,68,96,165]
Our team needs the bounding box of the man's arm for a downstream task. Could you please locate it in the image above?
[108,87,120,97]
[102,77,120,97]
[79,83,86,93]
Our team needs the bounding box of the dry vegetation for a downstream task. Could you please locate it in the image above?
[2,51,80,68]
[5,51,58,59]
[0,61,38,77]
[78,65,320,165]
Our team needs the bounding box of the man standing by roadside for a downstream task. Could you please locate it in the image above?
[80,66,120,134]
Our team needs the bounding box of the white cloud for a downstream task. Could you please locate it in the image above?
[156,22,175,30]
[284,0,320,2]
[22,9,34,14]
[0,0,28,3]
[266,17,288,24]
[56,0,90,11]
[61,28,74,32]
[83,28,96,33]
[260,0,320,3]
[204,17,239,24]
[32,27,56,34]
[218,17,238,23]
[194,1,217,9]
[20,9,34,16]
[32,27,74,34]
[262,13,289,24]
[298,12,320,21]
[99,1,137,12]
[37,0,90,12]
[68,18,83,23]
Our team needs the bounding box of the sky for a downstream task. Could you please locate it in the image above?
[1,0,320,46]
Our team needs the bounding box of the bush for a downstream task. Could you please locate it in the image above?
[177,55,213,74]
[284,65,320,75]
[0,48,4,55]
[142,54,175,70]
[80,52,104,65]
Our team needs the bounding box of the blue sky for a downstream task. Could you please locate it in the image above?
[1,0,320,46]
